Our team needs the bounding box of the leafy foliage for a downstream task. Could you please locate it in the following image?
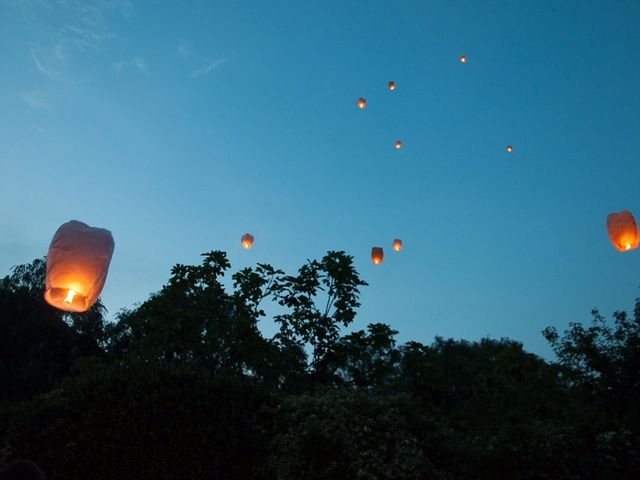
[1,253,639,479]
[271,251,368,377]
[4,362,269,480]
[0,259,106,401]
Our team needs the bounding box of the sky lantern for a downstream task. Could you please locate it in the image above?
[44,220,115,313]
[392,239,403,252]
[606,210,639,252]
[388,81,395,91]
[371,247,384,264]
[506,145,513,153]
[357,97,366,109]
[459,55,467,63]
[241,233,254,249]
[395,140,402,150]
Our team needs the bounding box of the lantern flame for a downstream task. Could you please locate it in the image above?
[459,55,467,63]
[626,244,632,250]
[357,97,366,109]
[63,289,76,305]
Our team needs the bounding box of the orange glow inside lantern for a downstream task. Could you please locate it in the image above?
[607,211,639,252]
[371,247,384,264]
[459,55,467,63]
[395,140,402,149]
[241,233,254,249]
[392,239,403,252]
[506,145,513,153]
[44,220,115,313]
[357,97,366,109]
[388,81,395,91]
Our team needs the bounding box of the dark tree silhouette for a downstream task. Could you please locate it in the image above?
[1,253,639,479]
[0,259,106,401]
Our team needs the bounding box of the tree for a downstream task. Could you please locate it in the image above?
[0,259,106,401]
[543,300,640,478]
[330,323,401,391]
[269,391,450,480]
[3,362,270,480]
[108,251,280,379]
[271,251,367,379]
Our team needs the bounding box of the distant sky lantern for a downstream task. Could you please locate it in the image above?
[506,145,513,153]
[459,55,467,63]
[371,247,384,264]
[606,210,639,252]
[388,81,395,91]
[395,140,402,150]
[357,97,366,109]
[44,220,115,313]
[392,239,403,252]
[241,233,254,249]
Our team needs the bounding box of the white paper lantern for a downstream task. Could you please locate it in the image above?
[44,220,115,312]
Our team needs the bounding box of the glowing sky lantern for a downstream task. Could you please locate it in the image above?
[44,220,115,313]
[506,145,513,153]
[357,97,366,109]
[606,211,639,252]
[395,140,402,150]
[388,81,396,91]
[459,55,467,63]
[392,239,403,252]
[241,233,254,249]
[371,247,384,264]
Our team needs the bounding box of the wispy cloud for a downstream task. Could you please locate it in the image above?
[62,25,119,44]
[4,0,52,9]
[20,89,53,110]
[30,48,59,79]
[178,39,194,58]
[113,56,149,74]
[17,0,131,81]
[57,0,135,23]
[191,58,227,78]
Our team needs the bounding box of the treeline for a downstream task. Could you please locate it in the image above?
[1,252,639,479]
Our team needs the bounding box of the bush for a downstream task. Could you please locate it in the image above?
[3,362,271,480]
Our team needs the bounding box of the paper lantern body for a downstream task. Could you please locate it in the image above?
[459,55,467,63]
[607,211,639,252]
[357,97,366,109]
[392,239,403,252]
[241,233,254,249]
[371,247,384,264]
[44,220,115,313]
[506,145,513,153]
[388,81,396,91]
[395,140,402,150]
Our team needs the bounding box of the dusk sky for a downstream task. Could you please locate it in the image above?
[2,0,640,357]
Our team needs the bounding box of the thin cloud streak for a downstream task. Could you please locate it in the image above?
[191,58,227,78]
[30,48,59,79]
[113,56,149,74]
[20,90,52,110]
[178,39,194,58]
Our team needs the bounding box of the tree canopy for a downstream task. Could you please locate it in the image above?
[1,252,638,479]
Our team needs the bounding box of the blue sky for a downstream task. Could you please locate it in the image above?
[1,0,640,357]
